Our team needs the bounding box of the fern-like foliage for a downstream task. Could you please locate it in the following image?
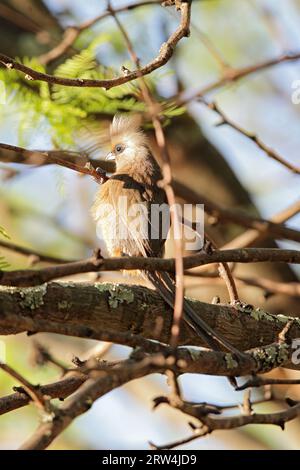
[0,256,10,270]
[0,34,185,149]
[52,37,146,116]
[0,226,10,239]
[0,227,10,270]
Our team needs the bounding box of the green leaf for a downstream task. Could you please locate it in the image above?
[0,256,10,270]
[0,226,10,239]
[0,35,186,151]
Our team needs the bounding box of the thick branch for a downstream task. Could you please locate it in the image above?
[1,281,298,428]
[0,281,299,370]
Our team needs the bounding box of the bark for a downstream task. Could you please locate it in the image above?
[0,281,299,370]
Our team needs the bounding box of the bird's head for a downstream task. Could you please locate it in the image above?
[106,114,148,170]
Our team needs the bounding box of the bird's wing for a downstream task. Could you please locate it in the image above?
[105,174,167,258]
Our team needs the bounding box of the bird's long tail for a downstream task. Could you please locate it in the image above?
[145,270,241,355]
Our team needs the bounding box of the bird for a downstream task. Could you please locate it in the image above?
[91,114,241,355]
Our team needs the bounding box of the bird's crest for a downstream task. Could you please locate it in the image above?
[110,114,147,147]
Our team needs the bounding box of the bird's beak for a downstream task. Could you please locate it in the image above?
[106,152,115,161]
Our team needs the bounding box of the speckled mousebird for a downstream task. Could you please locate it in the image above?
[91,114,240,354]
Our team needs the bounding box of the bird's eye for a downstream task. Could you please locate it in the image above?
[115,144,124,153]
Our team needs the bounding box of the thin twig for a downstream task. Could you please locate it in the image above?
[177,51,300,105]
[31,342,69,373]
[0,239,71,265]
[173,180,300,244]
[206,236,239,304]
[222,199,300,250]
[0,363,46,410]
[236,376,300,391]
[152,397,300,449]
[38,1,163,65]
[186,273,300,299]
[205,100,300,175]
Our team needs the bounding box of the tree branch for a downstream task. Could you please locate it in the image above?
[206,100,300,175]
[0,374,86,416]
[1,142,300,244]
[0,2,191,89]
[179,51,300,104]
[38,1,163,65]
[173,180,300,244]
[0,281,299,370]
[2,248,300,287]
[1,280,299,449]
[15,344,300,449]
[0,239,71,264]
[18,355,173,450]
[153,397,300,449]
[0,142,113,176]
[222,199,300,249]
